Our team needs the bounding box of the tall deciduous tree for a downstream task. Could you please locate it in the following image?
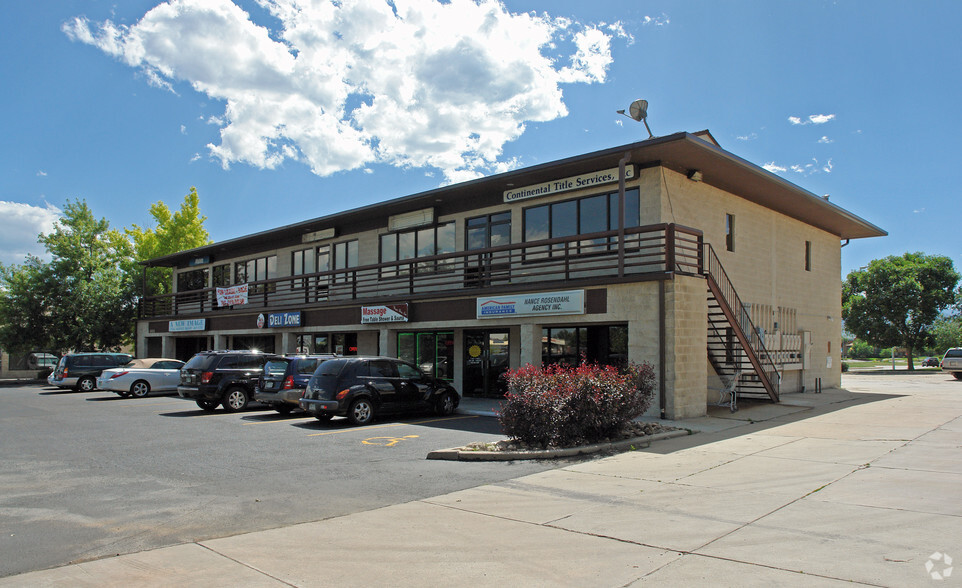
[126,187,211,296]
[843,252,960,369]
[0,257,58,353]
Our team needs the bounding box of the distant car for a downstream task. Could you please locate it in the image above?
[941,348,962,380]
[97,358,185,398]
[178,350,281,412]
[922,357,940,367]
[254,354,335,414]
[299,356,459,425]
[49,352,133,391]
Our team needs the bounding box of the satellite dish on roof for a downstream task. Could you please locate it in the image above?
[628,99,648,122]
[616,99,654,139]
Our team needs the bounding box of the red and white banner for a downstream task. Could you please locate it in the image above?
[216,283,249,307]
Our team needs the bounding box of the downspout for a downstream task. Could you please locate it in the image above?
[617,151,632,276]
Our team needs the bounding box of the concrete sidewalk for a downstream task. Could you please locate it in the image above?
[3,373,960,587]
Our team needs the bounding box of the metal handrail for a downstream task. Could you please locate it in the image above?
[703,244,780,400]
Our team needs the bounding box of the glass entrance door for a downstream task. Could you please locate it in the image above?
[463,330,510,398]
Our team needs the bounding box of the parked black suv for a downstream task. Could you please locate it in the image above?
[178,350,281,412]
[254,354,335,414]
[49,352,133,391]
[299,356,459,425]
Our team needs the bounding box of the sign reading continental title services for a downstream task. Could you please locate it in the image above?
[477,290,584,319]
[216,283,248,307]
[361,304,409,324]
[256,312,302,329]
[503,165,636,203]
[169,319,206,332]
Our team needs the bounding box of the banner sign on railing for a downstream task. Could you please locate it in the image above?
[216,283,249,307]
[477,290,584,318]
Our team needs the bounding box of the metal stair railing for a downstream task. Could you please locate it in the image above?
[702,244,779,402]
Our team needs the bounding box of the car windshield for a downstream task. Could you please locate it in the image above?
[945,349,962,358]
[264,359,290,376]
[295,358,322,375]
[183,354,218,370]
[316,358,349,377]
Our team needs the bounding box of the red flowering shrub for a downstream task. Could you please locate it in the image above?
[499,360,655,448]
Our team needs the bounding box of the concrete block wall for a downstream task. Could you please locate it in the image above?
[664,275,708,419]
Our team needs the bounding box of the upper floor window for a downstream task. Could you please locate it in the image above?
[317,240,358,284]
[292,247,315,288]
[805,241,812,271]
[725,214,735,252]
[212,264,231,287]
[523,188,639,257]
[380,222,455,277]
[467,212,511,250]
[235,255,277,284]
[177,268,208,292]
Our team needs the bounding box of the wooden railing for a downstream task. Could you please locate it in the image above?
[139,223,703,319]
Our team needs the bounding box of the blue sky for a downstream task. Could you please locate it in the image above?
[1,1,959,278]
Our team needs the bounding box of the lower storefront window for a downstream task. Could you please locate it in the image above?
[232,335,276,353]
[397,331,454,380]
[542,324,628,367]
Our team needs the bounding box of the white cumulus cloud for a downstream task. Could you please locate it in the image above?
[763,162,786,173]
[0,201,62,266]
[789,113,836,125]
[63,0,623,183]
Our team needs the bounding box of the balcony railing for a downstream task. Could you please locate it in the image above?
[139,223,703,319]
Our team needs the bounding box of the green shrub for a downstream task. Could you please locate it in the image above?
[499,360,655,448]
[841,362,849,372]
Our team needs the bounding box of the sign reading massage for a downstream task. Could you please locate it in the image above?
[503,165,635,203]
[477,290,585,319]
[361,304,409,324]
[169,319,206,332]
[216,283,248,307]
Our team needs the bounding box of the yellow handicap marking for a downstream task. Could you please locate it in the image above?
[362,435,419,447]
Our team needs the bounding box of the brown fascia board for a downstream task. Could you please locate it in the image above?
[143,131,885,268]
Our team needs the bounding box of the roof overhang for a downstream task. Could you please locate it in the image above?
[144,131,885,268]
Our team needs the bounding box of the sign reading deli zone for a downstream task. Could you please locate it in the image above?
[361,304,409,324]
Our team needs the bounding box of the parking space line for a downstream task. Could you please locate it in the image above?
[242,416,316,425]
[306,415,476,437]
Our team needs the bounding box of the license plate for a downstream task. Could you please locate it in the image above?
[265,382,275,390]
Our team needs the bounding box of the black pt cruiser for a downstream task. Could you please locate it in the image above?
[299,356,460,425]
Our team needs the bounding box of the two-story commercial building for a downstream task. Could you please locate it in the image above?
[136,130,885,419]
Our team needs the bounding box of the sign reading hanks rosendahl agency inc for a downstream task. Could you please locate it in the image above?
[503,165,636,203]
[477,290,584,319]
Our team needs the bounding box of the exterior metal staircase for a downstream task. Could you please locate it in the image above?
[702,244,780,403]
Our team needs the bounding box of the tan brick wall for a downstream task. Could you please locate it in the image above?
[656,167,842,391]
[664,275,708,419]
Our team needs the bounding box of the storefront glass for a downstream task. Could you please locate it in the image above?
[397,331,454,381]
[542,324,628,368]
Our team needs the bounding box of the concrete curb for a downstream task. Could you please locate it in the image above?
[426,429,691,461]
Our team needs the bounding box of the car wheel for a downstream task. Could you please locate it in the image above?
[76,377,96,392]
[347,398,375,426]
[222,387,249,412]
[314,413,333,422]
[274,404,294,414]
[954,373,962,381]
[436,392,457,416]
[196,399,219,412]
[130,380,151,398]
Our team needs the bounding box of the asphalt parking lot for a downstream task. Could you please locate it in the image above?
[0,384,562,578]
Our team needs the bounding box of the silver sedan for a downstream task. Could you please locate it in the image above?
[97,358,185,398]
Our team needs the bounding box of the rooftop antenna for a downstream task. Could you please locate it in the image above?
[616,99,654,138]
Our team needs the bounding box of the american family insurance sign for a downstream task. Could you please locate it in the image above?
[477,290,584,319]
